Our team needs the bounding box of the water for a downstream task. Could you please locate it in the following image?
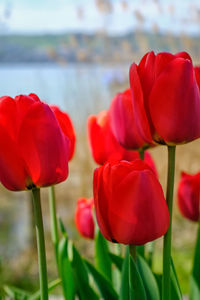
[0,63,128,128]
[0,63,129,258]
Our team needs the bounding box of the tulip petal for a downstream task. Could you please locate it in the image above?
[109,89,147,150]
[18,101,69,187]
[0,126,27,190]
[149,58,200,144]
[129,63,153,143]
[51,106,76,161]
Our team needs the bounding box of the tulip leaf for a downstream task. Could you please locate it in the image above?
[84,259,118,300]
[170,258,182,300]
[153,259,182,300]
[58,235,75,300]
[72,245,99,300]
[3,285,30,299]
[29,278,61,300]
[137,255,160,300]
[190,275,200,300]
[119,246,129,300]
[129,255,147,300]
[109,252,123,271]
[137,245,145,258]
[95,230,112,281]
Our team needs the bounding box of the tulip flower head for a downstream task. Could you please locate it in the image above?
[129,51,200,145]
[0,94,69,191]
[87,109,158,175]
[75,197,95,239]
[51,105,76,161]
[93,159,169,245]
[178,171,200,222]
[109,88,150,150]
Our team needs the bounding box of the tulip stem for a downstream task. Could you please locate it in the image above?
[129,244,137,261]
[49,185,59,265]
[192,220,200,282]
[137,149,145,258]
[139,149,145,160]
[162,145,176,300]
[32,188,48,300]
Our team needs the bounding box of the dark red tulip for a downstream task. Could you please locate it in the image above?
[178,171,200,222]
[109,88,150,150]
[93,159,169,245]
[129,51,200,145]
[0,94,69,191]
[75,197,95,239]
[87,110,157,176]
[51,105,76,161]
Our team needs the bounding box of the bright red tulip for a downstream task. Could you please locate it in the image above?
[75,197,95,239]
[129,51,200,145]
[51,105,76,161]
[109,88,150,150]
[178,171,200,222]
[87,110,157,175]
[93,159,169,245]
[0,94,69,191]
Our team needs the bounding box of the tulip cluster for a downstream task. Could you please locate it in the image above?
[2,50,200,300]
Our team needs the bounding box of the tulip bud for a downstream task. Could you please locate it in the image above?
[87,110,158,177]
[0,94,69,191]
[93,159,169,245]
[75,198,95,239]
[109,88,150,150]
[129,51,200,145]
[178,171,200,222]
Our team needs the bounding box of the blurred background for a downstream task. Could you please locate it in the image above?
[0,0,200,296]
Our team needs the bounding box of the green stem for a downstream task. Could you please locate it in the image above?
[147,242,154,269]
[137,149,145,258]
[32,188,48,300]
[192,220,200,282]
[129,244,137,262]
[49,185,59,265]
[139,149,145,160]
[129,245,136,300]
[162,146,176,300]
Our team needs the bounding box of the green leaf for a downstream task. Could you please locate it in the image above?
[84,259,118,300]
[72,245,99,300]
[58,236,75,300]
[190,275,200,300]
[153,260,182,300]
[153,273,162,298]
[29,278,61,300]
[137,255,160,300]
[192,221,200,286]
[137,245,145,258]
[58,217,67,235]
[3,285,30,300]
[170,258,182,300]
[95,231,112,281]
[109,253,123,271]
[129,255,147,300]
[119,247,129,300]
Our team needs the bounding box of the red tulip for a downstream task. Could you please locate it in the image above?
[75,197,95,239]
[51,105,76,161]
[87,110,157,176]
[109,88,150,150]
[93,159,169,245]
[129,51,200,145]
[0,94,69,191]
[178,171,200,222]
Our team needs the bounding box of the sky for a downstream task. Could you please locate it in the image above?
[0,0,200,35]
